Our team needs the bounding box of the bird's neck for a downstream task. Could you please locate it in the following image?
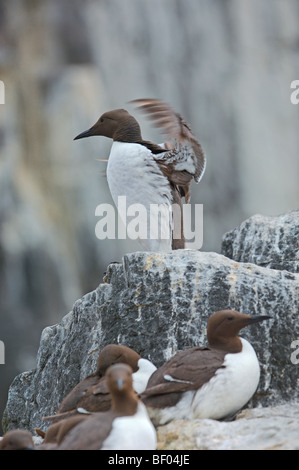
[113,119,165,154]
[113,118,142,143]
[208,336,243,354]
[112,391,139,416]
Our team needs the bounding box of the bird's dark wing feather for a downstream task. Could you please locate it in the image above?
[131,99,206,203]
[141,347,226,409]
[56,373,100,413]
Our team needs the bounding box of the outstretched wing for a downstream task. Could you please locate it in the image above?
[130,99,206,202]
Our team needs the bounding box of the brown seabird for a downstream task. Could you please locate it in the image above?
[140,310,271,426]
[57,363,157,450]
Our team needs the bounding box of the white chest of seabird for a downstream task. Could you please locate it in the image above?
[74,99,206,251]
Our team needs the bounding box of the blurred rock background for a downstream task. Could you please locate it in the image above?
[0,0,298,434]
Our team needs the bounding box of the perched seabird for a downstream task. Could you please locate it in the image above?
[58,363,157,450]
[42,344,156,427]
[140,310,271,426]
[74,99,206,251]
[0,429,35,450]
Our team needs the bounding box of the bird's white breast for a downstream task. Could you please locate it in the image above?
[107,142,173,250]
[191,338,260,419]
[101,402,157,450]
[149,338,260,425]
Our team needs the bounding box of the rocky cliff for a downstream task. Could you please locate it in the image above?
[222,210,299,273]
[2,211,299,449]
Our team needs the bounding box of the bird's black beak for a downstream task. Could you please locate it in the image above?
[74,127,95,140]
[247,315,271,325]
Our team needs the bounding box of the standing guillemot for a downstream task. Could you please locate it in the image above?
[58,363,157,450]
[41,344,156,426]
[140,310,271,426]
[74,99,206,251]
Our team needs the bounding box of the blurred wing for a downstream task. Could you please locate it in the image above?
[130,99,206,197]
[58,413,114,450]
[92,379,109,395]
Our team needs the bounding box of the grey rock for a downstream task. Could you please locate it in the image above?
[221,211,299,273]
[3,250,299,434]
[157,403,299,450]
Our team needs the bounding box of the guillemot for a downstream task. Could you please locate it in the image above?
[41,344,156,429]
[140,310,271,426]
[74,99,206,251]
[58,363,157,450]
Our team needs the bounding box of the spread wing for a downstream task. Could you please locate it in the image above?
[130,99,206,202]
[140,347,226,409]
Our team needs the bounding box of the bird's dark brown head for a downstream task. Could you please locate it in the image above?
[207,310,271,353]
[74,109,142,142]
[106,363,134,395]
[97,344,141,376]
[105,363,139,415]
[0,429,35,450]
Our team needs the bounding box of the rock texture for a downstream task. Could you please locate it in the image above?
[222,210,299,273]
[157,403,299,450]
[3,248,299,436]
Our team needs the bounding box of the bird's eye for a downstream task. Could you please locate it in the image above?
[227,317,234,321]
[100,118,104,123]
